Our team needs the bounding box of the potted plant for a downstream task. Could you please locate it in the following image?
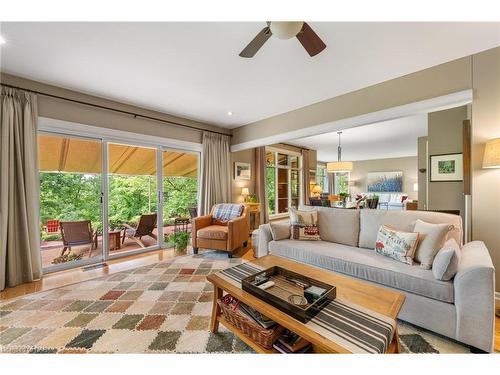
[167,231,191,255]
[339,192,351,207]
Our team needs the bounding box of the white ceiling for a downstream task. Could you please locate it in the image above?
[289,114,428,161]
[0,22,499,128]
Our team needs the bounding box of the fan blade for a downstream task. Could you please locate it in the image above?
[239,27,272,58]
[296,22,326,57]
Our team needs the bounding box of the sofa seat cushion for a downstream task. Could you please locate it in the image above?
[197,225,228,240]
[268,239,454,303]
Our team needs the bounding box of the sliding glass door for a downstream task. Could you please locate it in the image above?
[107,142,159,257]
[39,132,104,272]
[39,129,201,273]
[162,149,199,242]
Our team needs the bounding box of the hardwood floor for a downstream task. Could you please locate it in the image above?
[496,312,500,352]
[0,244,255,301]
[1,243,498,353]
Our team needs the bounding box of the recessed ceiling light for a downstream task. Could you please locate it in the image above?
[227,111,233,116]
[0,35,6,45]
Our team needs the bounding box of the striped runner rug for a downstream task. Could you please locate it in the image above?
[218,263,396,353]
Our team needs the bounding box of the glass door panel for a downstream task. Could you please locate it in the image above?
[162,150,199,246]
[277,168,289,213]
[266,166,276,215]
[107,143,158,256]
[39,133,103,271]
[291,169,299,209]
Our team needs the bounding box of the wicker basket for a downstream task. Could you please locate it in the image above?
[217,297,284,349]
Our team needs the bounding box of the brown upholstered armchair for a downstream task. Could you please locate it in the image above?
[192,204,249,258]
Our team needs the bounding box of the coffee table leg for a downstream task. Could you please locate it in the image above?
[393,326,401,353]
[210,285,223,333]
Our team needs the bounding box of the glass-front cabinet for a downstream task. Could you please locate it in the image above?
[265,148,302,216]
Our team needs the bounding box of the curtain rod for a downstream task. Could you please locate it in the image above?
[1,83,232,137]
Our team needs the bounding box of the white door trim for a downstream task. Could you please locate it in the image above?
[38,117,202,152]
[230,89,473,152]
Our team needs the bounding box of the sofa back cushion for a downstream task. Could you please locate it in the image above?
[359,210,463,250]
[299,205,360,247]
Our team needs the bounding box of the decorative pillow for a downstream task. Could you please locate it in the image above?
[432,238,461,281]
[375,225,419,265]
[289,208,320,241]
[212,203,244,226]
[269,221,291,241]
[413,219,454,269]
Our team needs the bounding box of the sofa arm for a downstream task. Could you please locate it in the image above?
[191,215,212,248]
[454,241,495,352]
[228,215,249,250]
[257,224,273,257]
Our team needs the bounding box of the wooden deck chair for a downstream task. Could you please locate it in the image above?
[59,220,97,258]
[122,213,158,248]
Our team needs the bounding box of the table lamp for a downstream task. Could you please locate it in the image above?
[241,187,250,202]
[311,185,323,197]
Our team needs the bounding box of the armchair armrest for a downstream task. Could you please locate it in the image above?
[228,214,249,250]
[191,215,212,248]
[454,241,495,352]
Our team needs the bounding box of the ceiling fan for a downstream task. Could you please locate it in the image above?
[239,21,326,58]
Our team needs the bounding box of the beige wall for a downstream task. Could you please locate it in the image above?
[471,47,500,291]
[232,56,471,145]
[230,149,255,203]
[427,106,467,218]
[349,156,418,200]
[1,73,230,144]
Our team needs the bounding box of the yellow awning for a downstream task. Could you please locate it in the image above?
[38,135,198,177]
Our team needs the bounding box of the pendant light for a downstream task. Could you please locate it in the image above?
[326,131,353,173]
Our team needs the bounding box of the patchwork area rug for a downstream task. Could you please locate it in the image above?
[0,252,470,354]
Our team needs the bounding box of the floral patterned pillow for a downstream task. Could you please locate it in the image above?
[375,225,419,265]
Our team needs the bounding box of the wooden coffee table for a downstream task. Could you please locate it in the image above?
[207,255,405,354]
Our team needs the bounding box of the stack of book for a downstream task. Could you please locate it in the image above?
[272,329,312,353]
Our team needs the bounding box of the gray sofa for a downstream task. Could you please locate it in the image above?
[258,206,495,352]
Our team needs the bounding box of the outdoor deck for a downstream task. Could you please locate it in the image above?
[41,224,191,269]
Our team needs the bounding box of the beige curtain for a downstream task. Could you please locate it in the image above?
[199,132,231,215]
[301,149,311,205]
[255,146,269,224]
[0,87,42,291]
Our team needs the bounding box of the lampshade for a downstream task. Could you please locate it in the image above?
[483,138,500,168]
[312,185,323,194]
[326,161,353,173]
[241,187,250,196]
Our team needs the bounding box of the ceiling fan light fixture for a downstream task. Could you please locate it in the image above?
[269,21,304,40]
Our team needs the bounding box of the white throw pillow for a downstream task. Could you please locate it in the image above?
[375,225,419,265]
[432,238,461,281]
[413,219,454,269]
[269,221,291,241]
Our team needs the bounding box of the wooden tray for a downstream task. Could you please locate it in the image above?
[241,266,336,323]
